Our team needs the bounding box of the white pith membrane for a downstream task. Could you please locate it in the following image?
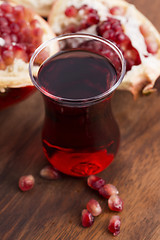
[0,1,54,93]
[49,0,160,98]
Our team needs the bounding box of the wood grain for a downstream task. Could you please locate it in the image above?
[0,0,160,239]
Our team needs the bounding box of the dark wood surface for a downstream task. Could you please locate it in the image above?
[0,0,160,239]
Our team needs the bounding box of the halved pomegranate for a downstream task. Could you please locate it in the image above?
[0,2,54,110]
[48,0,160,98]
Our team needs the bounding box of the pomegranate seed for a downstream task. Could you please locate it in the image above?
[81,209,94,227]
[97,20,111,35]
[139,24,150,37]
[65,6,78,17]
[32,27,44,38]
[108,194,124,212]
[110,6,125,16]
[108,215,121,236]
[40,165,61,180]
[87,175,105,190]
[0,17,8,28]
[0,56,6,70]
[10,23,20,33]
[30,19,41,28]
[1,3,13,13]
[13,5,25,19]
[10,33,18,43]
[103,29,116,41]
[5,13,16,23]
[2,33,11,45]
[78,20,89,31]
[86,199,102,216]
[86,13,99,25]
[63,23,78,33]
[2,50,14,65]
[13,44,28,62]
[19,19,28,29]
[19,175,35,192]
[140,25,158,54]
[80,5,97,15]
[145,35,158,54]
[99,184,119,199]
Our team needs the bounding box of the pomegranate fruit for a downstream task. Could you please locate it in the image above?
[0,2,54,110]
[48,0,160,98]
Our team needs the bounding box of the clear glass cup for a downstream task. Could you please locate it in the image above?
[29,33,126,177]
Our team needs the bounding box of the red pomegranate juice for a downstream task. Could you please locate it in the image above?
[37,50,120,176]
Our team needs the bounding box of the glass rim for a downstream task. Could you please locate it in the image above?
[29,33,126,105]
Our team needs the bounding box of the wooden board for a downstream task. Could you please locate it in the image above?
[0,0,160,239]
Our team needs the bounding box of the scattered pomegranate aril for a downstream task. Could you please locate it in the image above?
[108,215,121,236]
[40,165,61,180]
[99,184,119,199]
[86,199,102,216]
[65,5,78,17]
[81,209,94,227]
[87,175,105,190]
[19,175,35,192]
[108,194,124,212]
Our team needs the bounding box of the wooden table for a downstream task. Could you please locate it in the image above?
[0,0,160,239]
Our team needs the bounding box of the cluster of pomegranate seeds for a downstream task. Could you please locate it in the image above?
[82,199,102,227]
[87,175,106,190]
[99,184,119,199]
[108,215,121,236]
[139,24,159,54]
[86,199,102,216]
[64,5,99,33]
[108,194,124,212]
[87,175,123,235]
[96,17,141,71]
[18,175,35,192]
[81,209,94,227]
[0,2,44,70]
[64,4,147,71]
[40,165,61,180]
